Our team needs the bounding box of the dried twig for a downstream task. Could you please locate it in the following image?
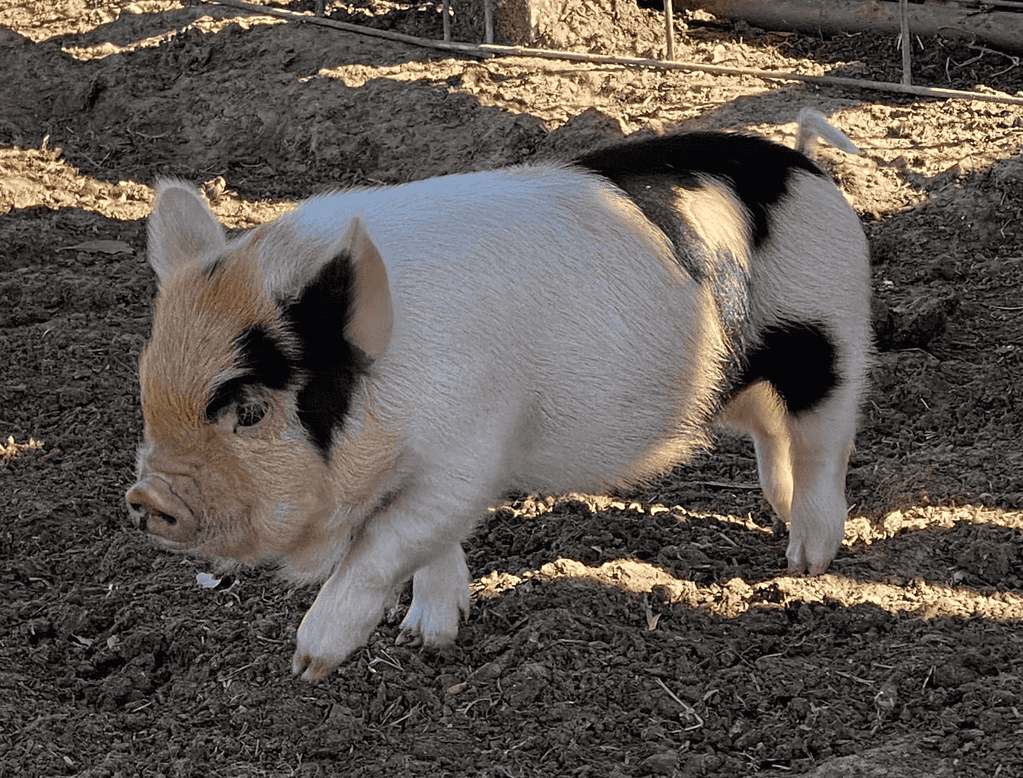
[834,669,874,686]
[642,594,661,631]
[207,0,1023,106]
[966,43,1022,77]
[368,648,403,672]
[693,480,761,490]
[479,44,1023,105]
[384,702,422,727]
[654,677,705,730]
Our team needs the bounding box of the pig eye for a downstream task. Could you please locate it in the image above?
[235,398,269,428]
[206,381,273,428]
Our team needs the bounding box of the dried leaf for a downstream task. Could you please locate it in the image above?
[65,239,133,255]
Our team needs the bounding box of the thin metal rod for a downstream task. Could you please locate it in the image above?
[664,0,675,61]
[207,0,1023,106]
[900,0,912,86]
[477,43,1023,106]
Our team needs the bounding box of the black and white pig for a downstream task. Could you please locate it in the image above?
[126,113,871,680]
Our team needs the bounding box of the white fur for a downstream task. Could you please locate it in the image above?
[795,108,860,157]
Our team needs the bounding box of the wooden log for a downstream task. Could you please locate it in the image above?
[676,0,1023,54]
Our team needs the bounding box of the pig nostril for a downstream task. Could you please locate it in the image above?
[128,502,177,529]
[128,503,148,532]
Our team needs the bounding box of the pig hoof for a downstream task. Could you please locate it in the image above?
[806,560,831,576]
[394,627,423,648]
[397,599,466,649]
[786,555,832,576]
[291,651,339,681]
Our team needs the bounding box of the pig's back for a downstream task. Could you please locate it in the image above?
[283,166,728,492]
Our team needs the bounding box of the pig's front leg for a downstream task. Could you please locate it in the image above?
[291,478,485,680]
[397,542,471,647]
[292,559,394,680]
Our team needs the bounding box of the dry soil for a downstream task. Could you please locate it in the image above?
[2,1,1022,776]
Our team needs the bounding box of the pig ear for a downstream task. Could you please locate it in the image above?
[147,180,227,284]
[338,217,393,359]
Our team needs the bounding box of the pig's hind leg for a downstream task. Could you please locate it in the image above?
[718,381,794,535]
[396,542,471,647]
[720,322,863,574]
[781,378,860,575]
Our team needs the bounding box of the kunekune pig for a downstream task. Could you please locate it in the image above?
[127,112,871,680]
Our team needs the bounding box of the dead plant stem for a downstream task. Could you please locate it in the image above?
[208,0,1023,106]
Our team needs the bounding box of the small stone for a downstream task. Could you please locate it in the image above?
[639,750,677,775]
[471,661,503,681]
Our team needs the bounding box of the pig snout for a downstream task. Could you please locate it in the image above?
[125,479,196,545]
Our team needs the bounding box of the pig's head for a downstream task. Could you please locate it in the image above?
[126,181,394,574]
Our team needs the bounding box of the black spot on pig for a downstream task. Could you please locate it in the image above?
[574,132,825,250]
[280,251,370,458]
[236,325,294,390]
[738,321,838,414]
[201,255,226,278]
[205,325,293,422]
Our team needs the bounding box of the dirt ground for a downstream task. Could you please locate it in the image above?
[2,0,1023,776]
